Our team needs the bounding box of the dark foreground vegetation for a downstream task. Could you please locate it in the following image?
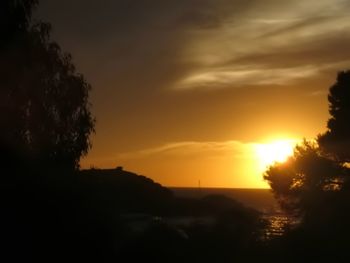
[3,164,350,262]
[2,166,268,262]
[2,1,350,262]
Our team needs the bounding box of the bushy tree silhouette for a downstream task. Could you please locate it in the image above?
[0,0,38,41]
[264,71,350,218]
[318,70,350,162]
[264,140,346,215]
[263,71,350,260]
[0,0,95,171]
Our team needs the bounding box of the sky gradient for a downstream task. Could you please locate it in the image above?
[36,0,350,188]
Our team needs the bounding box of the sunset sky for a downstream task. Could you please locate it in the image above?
[36,0,350,188]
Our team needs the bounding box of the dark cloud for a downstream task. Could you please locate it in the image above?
[36,1,239,93]
[228,33,350,69]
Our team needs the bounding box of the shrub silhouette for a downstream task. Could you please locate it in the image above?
[319,70,350,162]
[264,71,350,260]
[0,0,95,172]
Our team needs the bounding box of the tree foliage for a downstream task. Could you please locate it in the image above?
[264,140,346,215]
[0,0,95,171]
[0,0,38,42]
[318,70,350,162]
[264,71,350,218]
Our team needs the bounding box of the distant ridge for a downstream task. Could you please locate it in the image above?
[170,187,278,213]
[79,166,173,214]
[78,167,275,215]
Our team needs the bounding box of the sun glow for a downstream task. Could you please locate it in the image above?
[255,139,297,171]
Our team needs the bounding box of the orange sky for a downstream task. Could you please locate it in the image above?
[37,0,350,188]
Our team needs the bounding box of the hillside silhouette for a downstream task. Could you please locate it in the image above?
[2,165,268,262]
[78,167,267,262]
[79,167,174,214]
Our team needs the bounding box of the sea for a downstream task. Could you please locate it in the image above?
[170,187,295,238]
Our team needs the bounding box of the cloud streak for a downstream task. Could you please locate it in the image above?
[39,0,350,93]
[176,65,320,90]
[117,140,257,160]
[174,0,350,90]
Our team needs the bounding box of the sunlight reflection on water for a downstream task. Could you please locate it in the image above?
[263,214,297,239]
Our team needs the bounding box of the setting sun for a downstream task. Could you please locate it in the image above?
[255,139,297,171]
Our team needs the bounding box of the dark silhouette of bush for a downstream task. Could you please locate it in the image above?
[319,70,350,162]
[0,0,95,172]
[263,71,350,260]
[1,1,96,262]
[119,220,189,263]
[264,140,346,215]
[265,71,350,215]
[0,0,38,42]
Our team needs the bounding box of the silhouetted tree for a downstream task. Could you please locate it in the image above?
[0,0,95,171]
[264,140,346,215]
[318,70,350,162]
[0,0,38,42]
[264,71,350,219]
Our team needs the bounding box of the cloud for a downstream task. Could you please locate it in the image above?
[38,0,350,93]
[258,16,332,38]
[176,65,320,90]
[172,0,350,90]
[306,90,328,97]
[117,137,303,161]
[117,140,257,160]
